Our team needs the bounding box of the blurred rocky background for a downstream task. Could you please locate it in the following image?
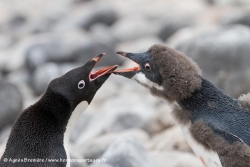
[1,0,250,166]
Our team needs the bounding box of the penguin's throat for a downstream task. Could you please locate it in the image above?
[132,72,164,91]
[63,101,88,164]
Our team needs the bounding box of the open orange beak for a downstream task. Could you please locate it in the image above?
[89,53,118,81]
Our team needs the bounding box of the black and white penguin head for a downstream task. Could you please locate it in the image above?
[48,53,118,108]
[114,44,202,102]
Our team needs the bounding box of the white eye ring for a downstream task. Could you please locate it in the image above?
[144,62,151,71]
[78,80,85,89]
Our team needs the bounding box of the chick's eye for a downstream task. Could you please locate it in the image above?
[78,80,85,89]
[144,62,151,71]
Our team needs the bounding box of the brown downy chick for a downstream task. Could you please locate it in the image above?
[114,44,250,167]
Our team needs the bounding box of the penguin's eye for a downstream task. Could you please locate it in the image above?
[78,80,85,89]
[144,62,151,71]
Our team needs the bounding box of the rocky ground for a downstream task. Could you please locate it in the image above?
[1,0,250,166]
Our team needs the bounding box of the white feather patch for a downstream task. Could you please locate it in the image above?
[64,101,88,167]
[181,124,222,167]
[132,72,164,91]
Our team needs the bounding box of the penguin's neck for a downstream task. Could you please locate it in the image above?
[177,78,236,117]
[39,91,89,166]
[64,101,88,166]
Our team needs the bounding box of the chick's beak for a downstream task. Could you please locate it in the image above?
[113,51,142,78]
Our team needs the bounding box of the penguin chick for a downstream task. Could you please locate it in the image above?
[114,44,250,167]
[0,53,118,167]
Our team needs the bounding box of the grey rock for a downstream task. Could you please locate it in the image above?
[70,162,86,167]
[79,7,118,30]
[73,0,92,4]
[166,26,214,48]
[117,36,162,53]
[0,126,11,144]
[0,80,22,130]
[1,35,47,73]
[111,113,142,132]
[25,43,48,71]
[206,0,250,6]
[2,14,31,43]
[6,68,30,84]
[7,69,36,109]
[25,35,81,71]
[76,25,123,66]
[30,17,58,34]
[75,93,156,145]
[31,63,80,95]
[70,112,93,143]
[150,126,192,152]
[91,76,119,104]
[90,135,156,167]
[204,0,216,5]
[90,164,113,167]
[156,104,176,129]
[8,14,27,32]
[224,68,250,97]
[176,25,250,97]
[51,3,117,32]
[0,34,12,49]
[222,11,250,28]
[74,110,107,146]
[82,134,117,161]
[24,30,87,71]
[70,150,87,167]
[105,95,156,133]
[0,143,5,158]
[80,129,149,161]
[31,63,60,95]
[73,38,123,67]
[111,16,161,42]
[150,151,202,167]
[90,24,115,45]
[25,31,123,72]
[158,19,191,41]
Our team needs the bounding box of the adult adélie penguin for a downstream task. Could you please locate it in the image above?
[0,53,118,167]
[113,44,250,167]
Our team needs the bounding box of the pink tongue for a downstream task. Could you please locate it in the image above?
[90,73,99,80]
[90,67,110,80]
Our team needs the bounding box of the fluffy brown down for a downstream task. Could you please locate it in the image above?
[239,93,250,110]
[148,44,202,102]
[191,121,250,167]
[171,104,191,125]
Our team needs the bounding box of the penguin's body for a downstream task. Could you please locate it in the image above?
[0,54,117,167]
[114,44,250,167]
[179,78,250,167]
